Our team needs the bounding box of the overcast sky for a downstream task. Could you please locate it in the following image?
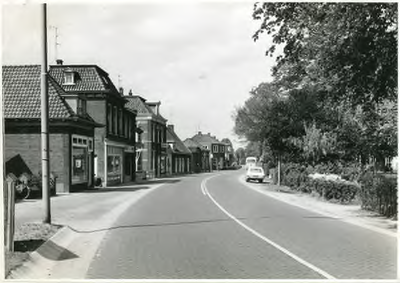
[2,2,277,149]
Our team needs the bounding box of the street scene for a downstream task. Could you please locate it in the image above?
[2,2,398,281]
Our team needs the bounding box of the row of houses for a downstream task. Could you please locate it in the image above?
[3,61,235,193]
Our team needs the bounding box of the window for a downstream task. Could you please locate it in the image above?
[113,106,117,134]
[125,113,129,138]
[220,146,224,153]
[77,99,86,115]
[107,104,112,133]
[213,145,218,153]
[119,109,123,136]
[63,70,75,85]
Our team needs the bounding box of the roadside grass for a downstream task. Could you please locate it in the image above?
[5,222,62,277]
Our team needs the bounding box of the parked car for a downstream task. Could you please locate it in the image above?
[245,166,265,183]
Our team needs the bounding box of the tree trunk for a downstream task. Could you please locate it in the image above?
[277,155,281,186]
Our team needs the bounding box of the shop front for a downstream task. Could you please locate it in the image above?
[106,144,124,186]
[71,134,94,191]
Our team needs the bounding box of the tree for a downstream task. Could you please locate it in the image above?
[235,147,246,165]
[253,3,398,108]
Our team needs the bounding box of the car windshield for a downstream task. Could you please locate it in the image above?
[250,168,262,173]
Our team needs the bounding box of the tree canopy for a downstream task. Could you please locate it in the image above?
[253,3,398,108]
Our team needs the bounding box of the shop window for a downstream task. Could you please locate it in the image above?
[107,155,121,182]
[72,147,88,184]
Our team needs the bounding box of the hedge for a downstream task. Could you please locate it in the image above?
[359,172,397,218]
[279,162,397,217]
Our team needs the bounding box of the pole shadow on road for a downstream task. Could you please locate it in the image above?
[36,240,78,261]
[81,186,152,193]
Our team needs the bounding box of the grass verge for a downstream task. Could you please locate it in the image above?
[5,222,63,277]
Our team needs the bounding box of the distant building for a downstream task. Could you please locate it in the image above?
[183,138,211,173]
[221,138,235,167]
[3,65,101,192]
[49,62,138,186]
[191,132,226,170]
[124,93,168,179]
[166,125,192,175]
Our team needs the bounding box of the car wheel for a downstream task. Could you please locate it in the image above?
[258,179,263,183]
[245,178,250,182]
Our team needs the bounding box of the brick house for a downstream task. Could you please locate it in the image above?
[183,138,211,173]
[3,65,101,193]
[191,132,226,170]
[166,125,192,175]
[221,138,235,167]
[49,62,138,187]
[124,93,168,179]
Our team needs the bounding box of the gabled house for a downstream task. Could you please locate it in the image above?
[183,138,211,173]
[221,138,235,167]
[124,92,168,179]
[191,132,226,170]
[166,125,192,175]
[3,65,101,192]
[49,61,138,187]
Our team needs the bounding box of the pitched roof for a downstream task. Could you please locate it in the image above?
[3,65,76,119]
[183,138,203,149]
[167,126,192,155]
[49,64,120,94]
[191,132,221,145]
[124,95,153,115]
[125,95,167,121]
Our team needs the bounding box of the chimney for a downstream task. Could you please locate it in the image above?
[156,102,160,115]
[56,59,63,65]
[119,87,124,95]
[198,131,202,135]
[208,133,211,136]
[129,89,133,96]
[168,125,174,132]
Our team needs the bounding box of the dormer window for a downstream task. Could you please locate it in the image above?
[63,68,75,85]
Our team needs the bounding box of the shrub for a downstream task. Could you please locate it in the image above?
[359,172,397,218]
[280,162,360,203]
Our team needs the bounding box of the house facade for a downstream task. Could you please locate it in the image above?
[183,138,211,173]
[49,62,138,187]
[221,138,235,167]
[124,93,168,179]
[166,125,192,175]
[3,65,101,193]
[191,132,226,170]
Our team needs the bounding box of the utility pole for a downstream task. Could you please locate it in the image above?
[41,3,51,224]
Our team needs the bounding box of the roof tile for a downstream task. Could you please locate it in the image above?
[3,65,75,119]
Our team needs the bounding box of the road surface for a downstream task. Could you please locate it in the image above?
[86,170,397,279]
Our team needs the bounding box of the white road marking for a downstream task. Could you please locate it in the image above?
[238,176,397,238]
[202,174,336,280]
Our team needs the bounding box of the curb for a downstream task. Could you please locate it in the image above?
[8,181,168,279]
[7,225,75,279]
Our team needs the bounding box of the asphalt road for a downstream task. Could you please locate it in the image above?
[86,170,397,279]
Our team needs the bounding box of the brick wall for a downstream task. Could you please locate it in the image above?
[5,133,70,193]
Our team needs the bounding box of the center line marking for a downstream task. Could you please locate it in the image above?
[202,174,336,280]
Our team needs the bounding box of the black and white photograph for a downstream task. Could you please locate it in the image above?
[1,1,398,281]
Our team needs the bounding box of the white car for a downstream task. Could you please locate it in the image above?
[245,166,265,183]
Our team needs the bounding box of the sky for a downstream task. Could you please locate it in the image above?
[2,2,277,150]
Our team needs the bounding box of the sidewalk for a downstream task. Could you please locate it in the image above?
[8,178,178,279]
[239,176,397,238]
